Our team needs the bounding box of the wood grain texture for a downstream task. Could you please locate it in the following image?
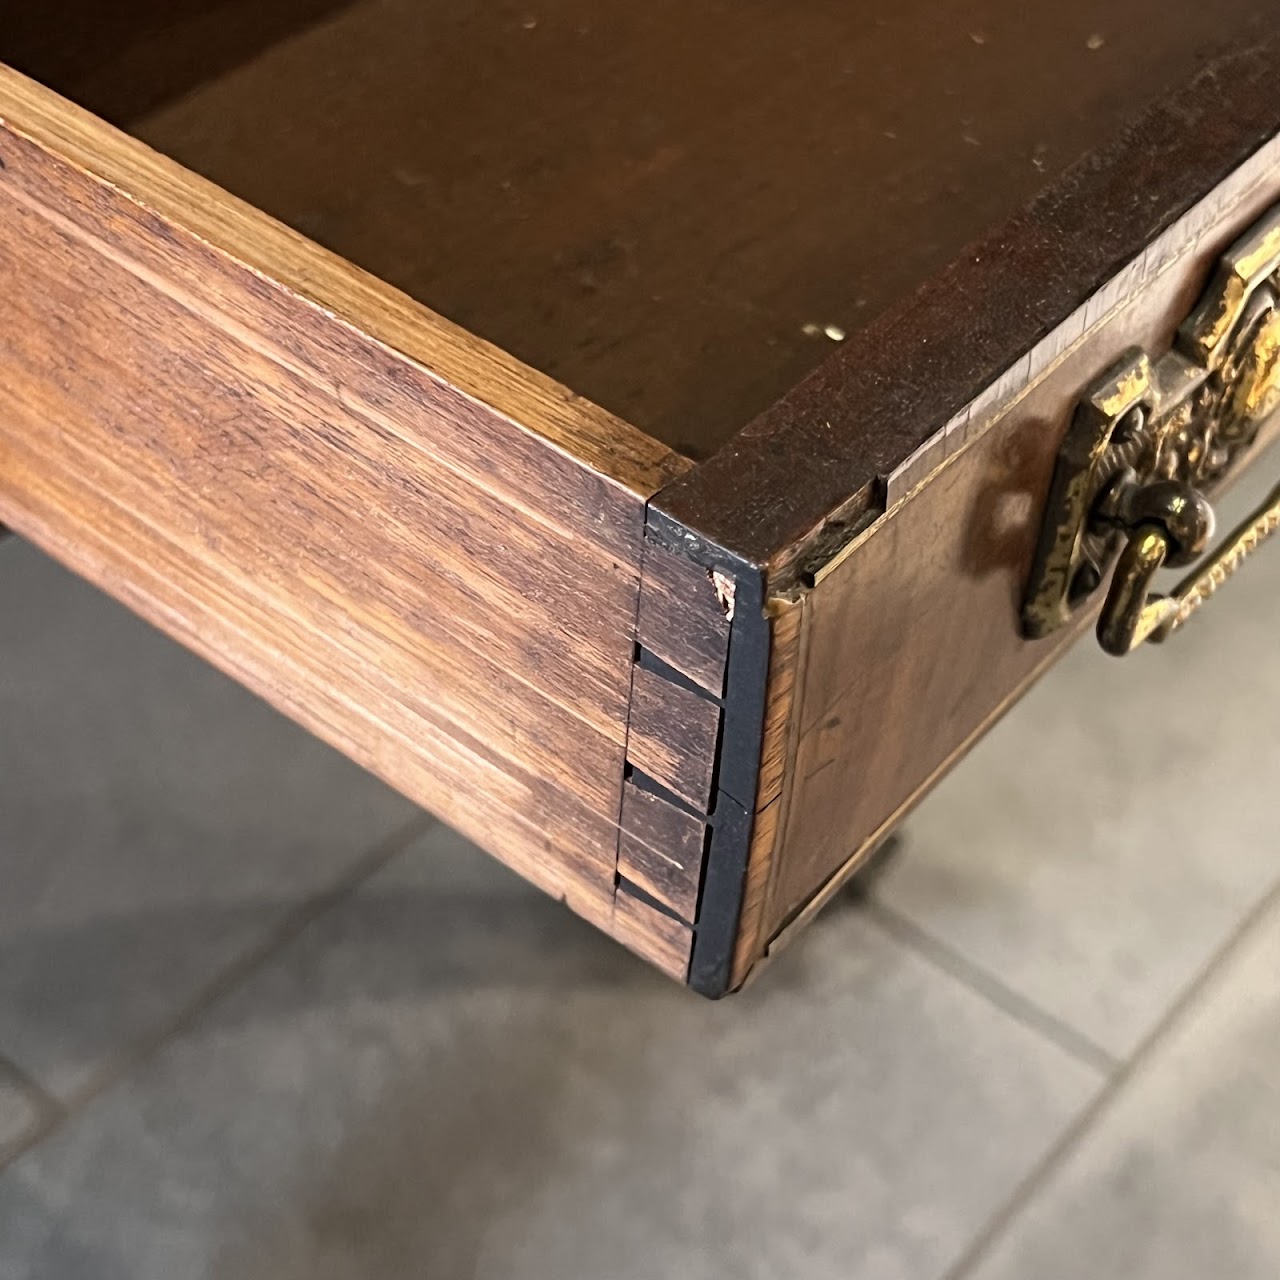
[625,666,722,813]
[0,68,686,949]
[611,888,694,983]
[757,155,1280,948]
[656,31,1280,568]
[618,781,706,924]
[754,602,807,814]
[636,541,731,697]
[729,598,807,989]
[0,68,682,502]
[32,0,1263,456]
[5,9,1279,991]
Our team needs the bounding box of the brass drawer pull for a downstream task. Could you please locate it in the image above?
[1024,202,1280,650]
[1097,480,1280,654]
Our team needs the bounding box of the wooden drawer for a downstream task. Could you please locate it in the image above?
[1,5,1278,995]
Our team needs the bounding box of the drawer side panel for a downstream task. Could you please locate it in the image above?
[0,71,687,947]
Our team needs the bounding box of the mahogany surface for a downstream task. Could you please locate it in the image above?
[8,0,1272,454]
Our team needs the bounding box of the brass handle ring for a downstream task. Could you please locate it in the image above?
[1097,481,1280,655]
[1022,200,1280,650]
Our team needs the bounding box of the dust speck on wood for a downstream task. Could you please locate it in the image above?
[802,323,847,341]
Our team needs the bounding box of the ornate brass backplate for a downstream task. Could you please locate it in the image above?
[1022,203,1280,654]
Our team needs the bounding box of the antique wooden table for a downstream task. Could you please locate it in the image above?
[2,3,1278,994]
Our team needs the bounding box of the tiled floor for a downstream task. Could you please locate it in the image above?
[1,449,1277,1279]
[0,1063,44,1153]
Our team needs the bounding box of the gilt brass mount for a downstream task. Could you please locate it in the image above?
[1023,203,1280,654]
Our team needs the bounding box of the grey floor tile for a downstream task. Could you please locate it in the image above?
[875,446,1280,1060]
[0,543,420,1100]
[965,888,1280,1280]
[0,824,1100,1280]
[0,1069,43,1153]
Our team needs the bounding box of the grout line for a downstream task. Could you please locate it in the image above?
[937,873,1280,1280]
[860,901,1121,1080]
[0,811,435,1174]
[0,1053,68,1172]
[863,899,1120,1077]
[851,837,1120,1077]
[0,1116,60,1172]
[0,1052,65,1122]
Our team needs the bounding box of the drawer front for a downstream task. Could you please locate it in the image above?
[736,145,1280,984]
[0,68,696,974]
[645,47,1280,993]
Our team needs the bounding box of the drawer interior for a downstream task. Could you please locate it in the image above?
[5,0,1271,458]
